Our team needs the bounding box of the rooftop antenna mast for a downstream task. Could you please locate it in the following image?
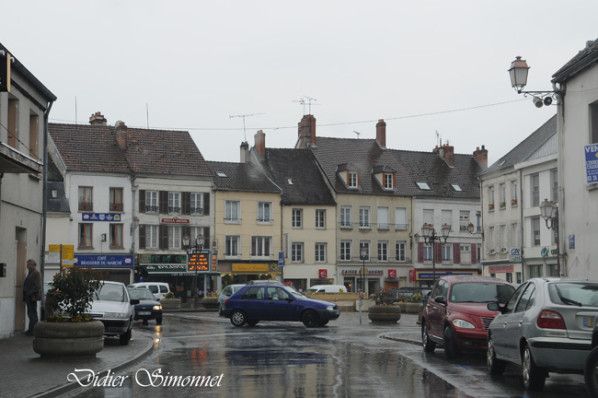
[353,130,361,139]
[293,96,318,115]
[229,113,264,141]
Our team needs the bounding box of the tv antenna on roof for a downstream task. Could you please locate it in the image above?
[353,131,361,139]
[293,96,318,115]
[229,113,264,141]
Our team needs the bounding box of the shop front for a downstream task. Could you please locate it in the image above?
[218,262,280,286]
[74,254,135,284]
[414,268,481,288]
[283,266,335,292]
[487,264,523,284]
[339,268,385,295]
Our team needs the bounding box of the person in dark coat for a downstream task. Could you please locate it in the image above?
[23,259,42,336]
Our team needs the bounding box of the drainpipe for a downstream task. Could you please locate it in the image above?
[130,175,136,284]
[519,169,524,282]
[40,100,53,321]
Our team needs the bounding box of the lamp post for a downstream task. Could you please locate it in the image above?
[508,56,563,107]
[420,223,451,285]
[183,235,204,308]
[358,245,368,325]
[540,199,560,276]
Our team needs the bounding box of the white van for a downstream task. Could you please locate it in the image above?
[307,284,347,294]
[128,282,171,300]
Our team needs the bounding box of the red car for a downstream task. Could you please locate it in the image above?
[421,275,515,359]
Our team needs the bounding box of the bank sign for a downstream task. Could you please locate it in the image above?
[585,144,598,184]
[75,255,134,268]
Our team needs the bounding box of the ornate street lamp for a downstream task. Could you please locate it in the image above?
[420,223,450,285]
[508,56,562,107]
[183,235,204,307]
[358,245,368,325]
[540,199,560,276]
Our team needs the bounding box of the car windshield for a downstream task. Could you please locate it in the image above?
[128,288,155,301]
[94,283,126,302]
[450,283,515,303]
[548,282,598,307]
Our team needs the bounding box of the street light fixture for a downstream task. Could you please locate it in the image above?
[508,56,562,107]
[183,235,204,308]
[420,223,450,285]
[358,245,368,325]
[540,198,560,276]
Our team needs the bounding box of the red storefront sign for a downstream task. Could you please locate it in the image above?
[161,217,190,224]
[409,269,416,282]
[388,269,397,279]
[488,264,514,274]
[318,269,328,279]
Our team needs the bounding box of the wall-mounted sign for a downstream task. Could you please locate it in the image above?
[488,264,514,274]
[540,247,550,258]
[188,250,211,272]
[82,213,122,222]
[341,269,384,277]
[388,269,397,279]
[585,144,598,184]
[161,217,190,224]
[569,234,576,250]
[232,263,269,273]
[417,271,476,280]
[48,244,75,268]
[509,248,522,263]
[75,254,134,268]
[278,251,285,267]
[318,269,328,279]
[144,263,188,274]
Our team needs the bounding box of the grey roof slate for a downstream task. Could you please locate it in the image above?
[553,39,598,83]
[311,137,482,199]
[49,123,212,177]
[208,161,280,194]
[261,148,335,206]
[483,115,556,176]
[47,181,70,213]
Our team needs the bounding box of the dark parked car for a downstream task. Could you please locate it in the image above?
[421,275,515,359]
[222,282,340,328]
[127,287,163,325]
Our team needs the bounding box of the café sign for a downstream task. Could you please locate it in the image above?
[161,217,190,224]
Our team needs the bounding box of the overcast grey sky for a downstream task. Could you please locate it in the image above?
[3,1,597,163]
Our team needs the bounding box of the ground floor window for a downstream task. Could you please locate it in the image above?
[506,272,513,283]
[528,264,543,278]
[516,272,522,284]
[547,263,559,277]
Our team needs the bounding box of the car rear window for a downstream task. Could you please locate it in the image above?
[548,282,598,307]
[160,285,168,293]
[128,288,155,300]
[95,284,126,302]
[450,283,515,303]
[148,285,159,293]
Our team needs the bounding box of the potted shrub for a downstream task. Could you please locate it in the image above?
[33,267,104,357]
[160,292,181,310]
[368,291,401,323]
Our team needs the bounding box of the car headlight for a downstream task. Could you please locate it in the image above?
[104,312,128,319]
[152,305,162,311]
[452,319,475,329]
[326,305,335,311]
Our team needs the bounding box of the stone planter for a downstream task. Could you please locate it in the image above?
[160,298,182,311]
[200,297,219,310]
[368,305,401,323]
[33,320,104,357]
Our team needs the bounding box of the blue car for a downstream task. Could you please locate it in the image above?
[222,282,340,328]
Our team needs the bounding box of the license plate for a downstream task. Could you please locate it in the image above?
[139,311,151,316]
[582,316,595,328]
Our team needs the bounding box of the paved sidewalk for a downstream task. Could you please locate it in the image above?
[0,328,154,398]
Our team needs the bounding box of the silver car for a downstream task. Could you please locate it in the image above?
[218,284,245,316]
[487,278,598,391]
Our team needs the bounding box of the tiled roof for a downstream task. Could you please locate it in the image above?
[311,137,482,199]
[261,148,335,206]
[553,38,598,83]
[483,115,556,176]
[208,161,280,194]
[49,123,212,177]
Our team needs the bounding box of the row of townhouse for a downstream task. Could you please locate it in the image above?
[480,116,558,282]
[0,43,56,337]
[46,111,488,296]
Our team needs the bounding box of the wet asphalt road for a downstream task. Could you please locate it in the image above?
[61,313,589,398]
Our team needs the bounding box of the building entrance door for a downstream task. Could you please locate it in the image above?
[14,228,27,332]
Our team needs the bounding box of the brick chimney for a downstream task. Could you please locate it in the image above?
[441,142,455,167]
[240,141,249,163]
[376,119,386,148]
[254,130,266,159]
[115,120,128,151]
[473,145,488,168]
[298,114,317,147]
[89,111,107,125]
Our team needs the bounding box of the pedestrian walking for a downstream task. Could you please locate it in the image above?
[23,259,41,336]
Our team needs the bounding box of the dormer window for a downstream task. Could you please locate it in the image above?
[348,172,358,189]
[416,182,431,190]
[217,172,227,177]
[383,173,393,190]
[451,184,462,192]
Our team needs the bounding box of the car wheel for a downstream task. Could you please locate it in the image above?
[156,316,162,325]
[521,344,546,391]
[318,320,329,327]
[230,310,247,327]
[443,326,458,360]
[119,328,132,346]
[422,323,436,353]
[584,347,598,397]
[302,310,320,328]
[487,336,506,375]
[247,320,259,327]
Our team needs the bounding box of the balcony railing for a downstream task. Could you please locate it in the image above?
[394,223,409,231]
[168,206,181,214]
[145,205,159,213]
[79,202,93,211]
[110,203,123,212]
[190,207,204,215]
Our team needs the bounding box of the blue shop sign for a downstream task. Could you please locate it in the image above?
[82,213,122,222]
[278,251,285,267]
[585,144,598,184]
[75,255,134,268]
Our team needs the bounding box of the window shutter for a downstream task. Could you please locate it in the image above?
[393,173,397,189]
[159,225,168,250]
[203,193,210,215]
[471,244,477,264]
[418,242,424,263]
[203,227,210,247]
[435,243,442,261]
[453,243,460,264]
[139,190,146,213]
[159,191,168,214]
[139,225,146,249]
[182,226,190,241]
[182,192,190,215]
